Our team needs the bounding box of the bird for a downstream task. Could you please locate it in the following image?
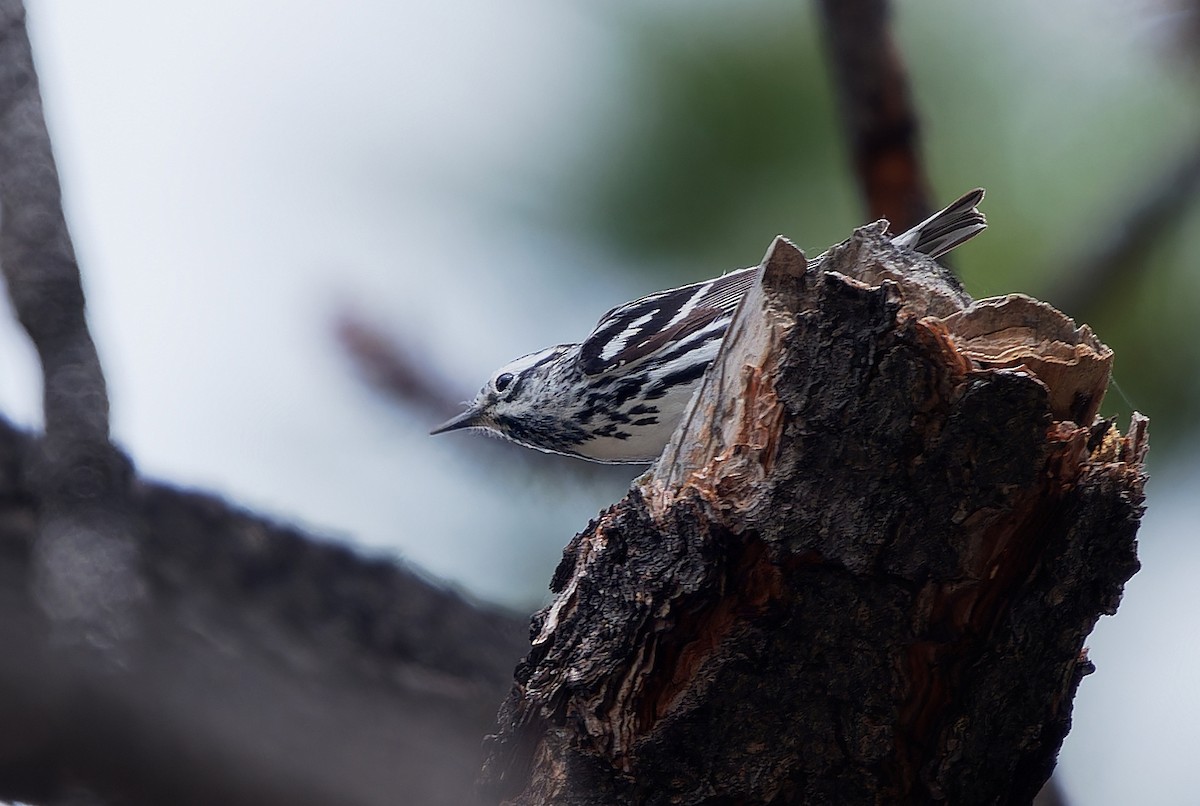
[431,189,986,463]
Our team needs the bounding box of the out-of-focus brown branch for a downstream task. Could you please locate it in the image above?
[336,311,465,419]
[0,0,142,649]
[1044,141,1200,318]
[816,0,934,231]
[1043,0,1200,320]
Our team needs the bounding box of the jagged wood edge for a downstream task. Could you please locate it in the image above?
[480,227,1146,805]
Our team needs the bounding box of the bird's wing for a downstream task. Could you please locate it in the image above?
[577,266,757,376]
[576,189,987,377]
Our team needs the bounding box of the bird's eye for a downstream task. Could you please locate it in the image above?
[494,372,515,393]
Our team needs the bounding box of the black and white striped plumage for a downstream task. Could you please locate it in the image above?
[432,189,987,463]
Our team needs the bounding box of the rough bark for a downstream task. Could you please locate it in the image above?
[481,226,1146,805]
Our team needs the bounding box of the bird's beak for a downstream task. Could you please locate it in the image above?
[430,404,486,435]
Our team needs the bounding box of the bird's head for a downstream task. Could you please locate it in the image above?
[430,345,582,447]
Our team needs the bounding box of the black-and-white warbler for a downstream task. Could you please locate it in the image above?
[432,189,986,463]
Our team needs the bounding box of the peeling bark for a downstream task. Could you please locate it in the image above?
[481,226,1146,805]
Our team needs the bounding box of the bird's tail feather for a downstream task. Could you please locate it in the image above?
[891,188,987,259]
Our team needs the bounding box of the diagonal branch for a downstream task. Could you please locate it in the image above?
[0,0,108,445]
[1044,140,1200,318]
[336,311,466,418]
[0,417,528,806]
[0,0,142,648]
[816,0,934,231]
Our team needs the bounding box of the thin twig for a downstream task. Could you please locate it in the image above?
[0,2,106,444]
[336,311,464,419]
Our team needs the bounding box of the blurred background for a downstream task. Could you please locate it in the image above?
[0,0,1195,802]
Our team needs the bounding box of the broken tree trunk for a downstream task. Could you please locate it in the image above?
[480,224,1147,805]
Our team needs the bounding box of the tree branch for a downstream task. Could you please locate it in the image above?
[816,0,934,230]
[336,310,466,419]
[0,418,528,806]
[0,10,530,799]
[0,0,107,445]
[1044,140,1200,318]
[0,0,142,653]
[481,225,1145,804]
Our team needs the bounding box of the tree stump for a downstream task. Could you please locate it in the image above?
[481,224,1146,805]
